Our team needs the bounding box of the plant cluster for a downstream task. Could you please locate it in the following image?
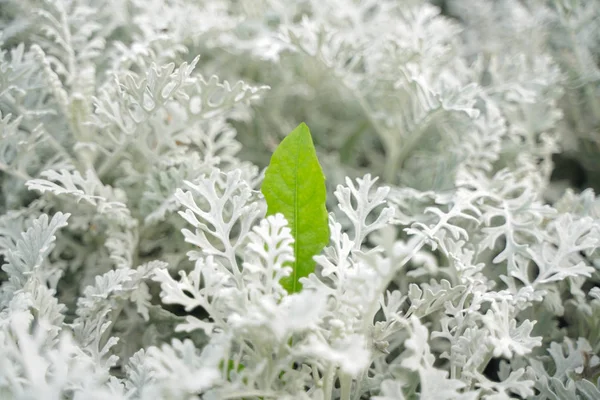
[0,0,600,399]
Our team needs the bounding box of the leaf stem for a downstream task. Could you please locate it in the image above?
[0,162,33,181]
[322,364,336,400]
[339,372,352,400]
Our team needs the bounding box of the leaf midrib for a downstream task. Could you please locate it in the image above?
[292,138,299,293]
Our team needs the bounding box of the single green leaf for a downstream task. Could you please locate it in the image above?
[261,122,329,293]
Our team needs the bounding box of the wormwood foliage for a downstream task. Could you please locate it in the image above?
[1,0,600,399]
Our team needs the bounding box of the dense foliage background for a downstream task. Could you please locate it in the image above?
[1,0,599,399]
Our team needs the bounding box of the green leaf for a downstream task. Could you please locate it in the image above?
[261,122,329,293]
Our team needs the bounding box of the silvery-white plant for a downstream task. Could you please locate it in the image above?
[1,0,599,399]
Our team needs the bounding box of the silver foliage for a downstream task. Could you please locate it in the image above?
[0,0,599,399]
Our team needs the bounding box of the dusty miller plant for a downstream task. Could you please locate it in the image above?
[0,0,599,399]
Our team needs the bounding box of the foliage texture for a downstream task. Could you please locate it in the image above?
[0,0,599,399]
